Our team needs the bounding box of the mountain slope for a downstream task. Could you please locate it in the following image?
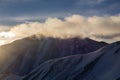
[0,35,107,76]
[23,41,120,80]
[0,74,22,80]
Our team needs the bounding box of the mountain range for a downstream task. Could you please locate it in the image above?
[0,35,119,80]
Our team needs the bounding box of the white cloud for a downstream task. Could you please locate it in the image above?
[0,14,120,44]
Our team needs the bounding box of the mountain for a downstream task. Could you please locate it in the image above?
[0,74,22,80]
[0,35,107,77]
[23,41,120,80]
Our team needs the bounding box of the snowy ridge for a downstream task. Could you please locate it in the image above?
[23,41,120,80]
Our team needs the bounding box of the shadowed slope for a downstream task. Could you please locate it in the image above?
[0,74,22,80]
[23,42,120,80]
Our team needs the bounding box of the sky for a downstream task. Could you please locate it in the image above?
[0,0,120,25]
[0,0,120,45]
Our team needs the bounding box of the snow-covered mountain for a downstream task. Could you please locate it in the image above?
[23,41,120,80]
[0,35,107,79]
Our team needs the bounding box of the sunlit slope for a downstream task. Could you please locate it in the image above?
[0,35,107,76]
[23,42,120,80]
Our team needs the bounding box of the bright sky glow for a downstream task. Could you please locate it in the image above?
[0,32,15,38]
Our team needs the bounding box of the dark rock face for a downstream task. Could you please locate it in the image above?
[23,42,120,80]
[0,35,107,77]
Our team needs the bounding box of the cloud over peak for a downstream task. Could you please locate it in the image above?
[0,14,120,44]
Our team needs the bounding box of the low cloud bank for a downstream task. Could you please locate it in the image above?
[0,14,120,43]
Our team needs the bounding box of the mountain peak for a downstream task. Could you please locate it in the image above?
[0,35,107,76]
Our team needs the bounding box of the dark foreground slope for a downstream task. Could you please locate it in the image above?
[23,41,120,80]
[0,74,22,80]
[0,35,107,76]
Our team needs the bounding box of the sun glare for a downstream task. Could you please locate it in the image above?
[0,32,15,45]
[0,32,15,38]
[0,40,5,46]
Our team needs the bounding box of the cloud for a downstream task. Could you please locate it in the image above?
[77,0,105,5]
[0,14,120,43]
[0,0,34,4]
[0,26,10,32]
